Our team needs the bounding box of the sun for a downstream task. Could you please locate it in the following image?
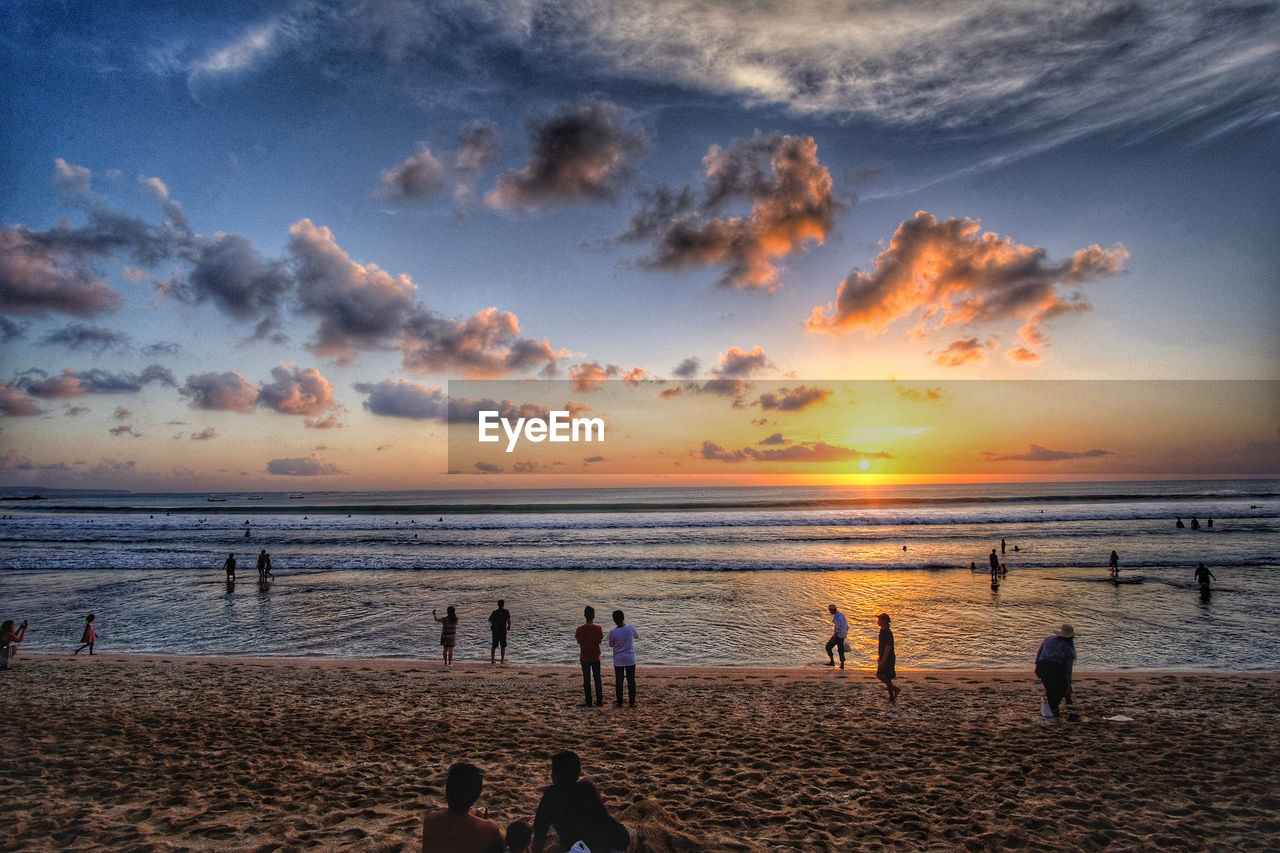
[858,460,871,471]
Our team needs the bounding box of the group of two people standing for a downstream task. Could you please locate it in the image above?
[825,604,900,703]
[575,607,639,708]
[432,601,512,667]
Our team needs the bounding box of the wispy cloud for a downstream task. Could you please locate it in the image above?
[981,444,1113,462]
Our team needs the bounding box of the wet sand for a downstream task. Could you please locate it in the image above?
[2,654,1277,851]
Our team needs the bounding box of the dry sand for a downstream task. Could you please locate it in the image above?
[1,654,1278,851]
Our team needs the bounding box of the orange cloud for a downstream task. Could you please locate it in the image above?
[809,211,1127,361]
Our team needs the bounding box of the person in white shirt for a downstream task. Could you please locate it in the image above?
[608,610,639,706]
[825,604,848,669]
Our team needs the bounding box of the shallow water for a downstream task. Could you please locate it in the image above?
[1,480,1276,669]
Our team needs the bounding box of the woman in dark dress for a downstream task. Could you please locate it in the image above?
[433,606,458,666]
[876,613,900,704]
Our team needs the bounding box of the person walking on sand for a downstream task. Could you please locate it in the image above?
[1109,550,1120,579]
[74,613,97,655]
[489,599,511,665]
[223,553,236,581]
[433,606,458,666]
[1,619,28,670]
[575,606,605,707]
[532,750,631,853]
[1035,624,1076,718]
[825,604,848,669]
[876,613,900,703]
[420,762,503,853]
[608,610,638,707]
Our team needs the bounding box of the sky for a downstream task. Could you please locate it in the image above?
[1,0,1278,491]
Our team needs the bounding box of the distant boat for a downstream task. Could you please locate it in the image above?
[207,497,227,502]
[247,496,264,501]
[288,494,305,499]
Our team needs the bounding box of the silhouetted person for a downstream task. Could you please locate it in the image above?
[1190,517,1200,529]
[223,553,236,581]
[876,613,900,703]
[74,613,97,655]
[532,751,630,853]
[420,762,503,853]
[1035,624,1076,718]
[1109,550,1119,579]
[434,606,458,666]
[825,603,848,669]
[989,548,1000,577]
[489,600,511,665]
[1194,562,1216,590]
[256,549,274,582]
[506,819,532,853]
[1176,518,1185,528]
[575,606,604,707]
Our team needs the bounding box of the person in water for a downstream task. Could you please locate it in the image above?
[1194,563,1216,590]
[1109,550,1119,579]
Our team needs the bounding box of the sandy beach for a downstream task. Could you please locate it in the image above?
[2,655,1277,851]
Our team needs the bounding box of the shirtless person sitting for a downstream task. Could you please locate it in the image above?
[421,762,504,853]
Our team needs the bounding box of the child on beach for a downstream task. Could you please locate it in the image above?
[505,819,532,852]
[420,762,503,852]
[876,613,900,703]
[75,613,97,655]
[1,619,28,670]
[433,607,458,666]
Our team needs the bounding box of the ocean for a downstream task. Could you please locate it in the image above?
[2,480,1277,670]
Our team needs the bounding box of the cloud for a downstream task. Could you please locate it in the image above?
[497,1,1279,142]
[113,407,132,420]
[0,227,123,317]
[142,341,181,356]
[758,432,790,446]
[623,133,836,290]
[0,382,44,416]
[379,120,502,204]
[716,346,771,378]
[981,444,1113,462]
[809,211,1127,361]
[53,158,92,196]
[446,397,553,425]
[288,218,419,363]
[933,337,997,367]
[18,365,177,398]
[485,98,648,211]
[568,362,648,392]
[0,449,71,472]
[1005,346,1043,365]
[895,385,944,403]
[190,428,217,441]
[757,385,831,411]
[266,454,345,476]
[400,306,566,378]
[181,371,260,413]
[109,425,140,437]
[37,322,131,354]
[356,379,448,420]
[672,357,701,379]
[175,232,293,338]
[0,317,27,342]
[257,364,343,428]
[474,461,503,473]
[700,440,887,464]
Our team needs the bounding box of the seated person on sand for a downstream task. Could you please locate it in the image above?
[532,751,630,853]
[506,820,533,853]
[421,762,504,853]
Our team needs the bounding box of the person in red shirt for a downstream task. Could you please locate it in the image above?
[574,606,604,707]
[420,762,503,853]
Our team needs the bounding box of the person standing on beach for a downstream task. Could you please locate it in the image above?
[876,613,900,703]
[223,553,236,581]
[434,607,458,666]
[489,600,511,665]
[420,762,504,853]
[1035,624,1076,718]
[1108,550,1120,579]
[1,619,28,670]
[825,604,848,669]
[989,548,1000,577]
[575,606,604,707]
[608,610,638,707]
[74,613,97,655]
[531,750,631,853]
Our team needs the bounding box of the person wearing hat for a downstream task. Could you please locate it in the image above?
[1034,624,1076,717]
